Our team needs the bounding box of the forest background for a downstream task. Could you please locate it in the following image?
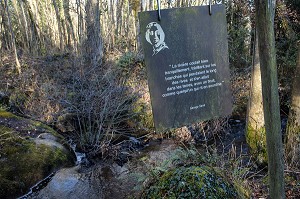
[0,0,300,197]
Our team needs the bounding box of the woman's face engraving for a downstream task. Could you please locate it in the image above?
[145,22,168,55]
[149,26,160,46]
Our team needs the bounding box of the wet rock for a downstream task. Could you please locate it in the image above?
[37,132,58,141]
[34,137,66,150]
[34,140,179,199]
[30,166,103,199]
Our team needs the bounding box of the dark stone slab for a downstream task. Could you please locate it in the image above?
[139,5,232,132]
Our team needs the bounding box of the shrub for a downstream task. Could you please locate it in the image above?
[61,63,138,156]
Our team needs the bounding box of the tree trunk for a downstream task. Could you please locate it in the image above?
[76,0,83,48]
[246,32,266,164]
[149,0,153,10]
[0,1,10,50]
[110,0,115,48]
[5,0,21,74]
[255,0,285,198]
[85,0,103,67]
[63,0,76,51]
[11,0,24,48]
[52,0,64,51]
[59,0,68,50]
[116,0,124,36]
[27,0,42,54]
[285,43,300,168]
[141,0,146,11]
[22,0,41,54]
[19,0,30,50]
[0,4,3,56]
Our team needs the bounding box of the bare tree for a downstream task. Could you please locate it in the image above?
[19,0,30,50]
[0,1,10,50]
[63,0,76,51]
[255,0,285,197]
[4,0,21,74]
[84,0,103,67]
[22,0,41,54]
[52,0,64,51]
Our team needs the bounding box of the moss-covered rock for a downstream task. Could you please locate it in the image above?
[141,166,238,199]
[0,110,75,199]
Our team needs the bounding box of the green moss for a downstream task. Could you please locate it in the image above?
[31,120,63,139]
[246,125,267,164]
[141,166,238,199]
[0,109,62,139]
[132,99,154,131]
[0,109,17,118]
[0,128,72,198]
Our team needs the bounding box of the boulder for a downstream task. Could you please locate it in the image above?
[0,109,75,199]
[30,166,103,199]
[141,166,238,199]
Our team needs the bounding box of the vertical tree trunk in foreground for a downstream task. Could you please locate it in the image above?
[255,0,285,198]
[246,33,266,164]
[285,43,300,168]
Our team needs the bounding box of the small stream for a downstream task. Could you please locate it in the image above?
[68,140,87,165]
[16,118,289,198]
[17,172,56,199]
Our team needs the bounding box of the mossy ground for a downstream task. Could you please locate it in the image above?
[246,125,267,164]
[0,109,17,118]
[0,108,63,139]
[141,166,238,199]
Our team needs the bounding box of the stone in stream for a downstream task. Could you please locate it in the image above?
[29,166,103,199]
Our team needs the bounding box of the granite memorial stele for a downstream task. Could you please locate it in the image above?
[139,4,232,132]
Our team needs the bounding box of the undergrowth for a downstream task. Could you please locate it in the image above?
[138,144,252,199]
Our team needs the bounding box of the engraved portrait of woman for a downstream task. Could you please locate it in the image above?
[145,22,169,56]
